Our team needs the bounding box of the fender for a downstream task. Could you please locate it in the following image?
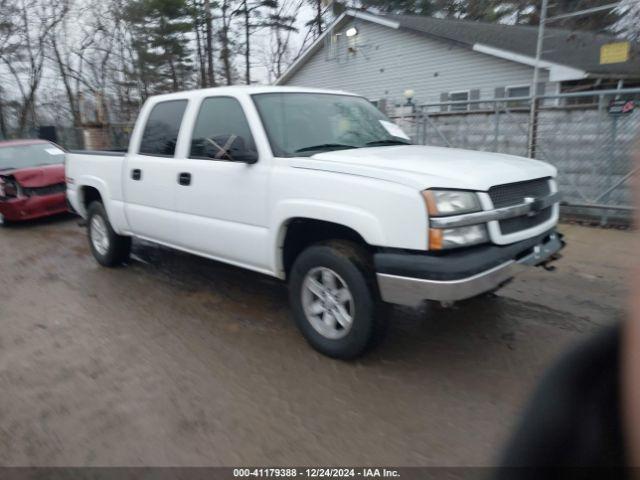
[270,199,386,277]
[75,175,129,234]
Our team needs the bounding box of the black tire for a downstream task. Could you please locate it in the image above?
[86,201,131,267]
[289,240,388,359]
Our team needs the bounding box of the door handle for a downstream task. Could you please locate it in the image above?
[178,172,191,186]
[131,169,142,181]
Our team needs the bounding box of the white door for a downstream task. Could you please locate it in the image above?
[173,96,270,271]
[124,99,187,244]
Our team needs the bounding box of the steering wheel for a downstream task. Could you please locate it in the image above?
[205,135,237,160]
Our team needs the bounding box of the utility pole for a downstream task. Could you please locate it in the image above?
[527,0,548,159]
[527,0,623,158]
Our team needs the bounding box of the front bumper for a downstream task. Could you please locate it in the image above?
[375,230,564,306]
[0,193,68,222]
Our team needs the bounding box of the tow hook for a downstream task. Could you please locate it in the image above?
[541,253,563,271]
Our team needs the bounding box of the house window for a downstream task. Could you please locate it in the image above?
[449,91,469,111]
[506,85,531,108]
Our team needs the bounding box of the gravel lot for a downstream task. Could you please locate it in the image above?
[0,216,633,466]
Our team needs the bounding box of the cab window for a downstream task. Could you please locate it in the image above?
[139,100,187,157]
[190,97,257,161]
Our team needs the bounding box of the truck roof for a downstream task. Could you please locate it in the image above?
[147,85,358,101]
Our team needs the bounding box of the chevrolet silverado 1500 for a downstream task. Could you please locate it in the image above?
[66,86,564,359]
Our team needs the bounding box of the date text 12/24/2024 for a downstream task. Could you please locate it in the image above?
[233,468,401,478]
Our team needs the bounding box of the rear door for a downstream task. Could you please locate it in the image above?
[123,99,187,244]
[173,95,271,271]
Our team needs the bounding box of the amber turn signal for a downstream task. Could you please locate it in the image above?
[422,190,440,216]
[428,228,443,250]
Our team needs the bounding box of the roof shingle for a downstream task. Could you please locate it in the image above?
[385,13,640,77]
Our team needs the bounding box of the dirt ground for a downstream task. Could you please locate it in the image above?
[0,215,634,467]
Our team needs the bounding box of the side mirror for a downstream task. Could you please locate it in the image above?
[205,134,258,164]
[233,151,259,164]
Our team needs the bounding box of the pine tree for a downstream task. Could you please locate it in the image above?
[502,0,622,31]
[355,0,622,30]
[125,0,194,97]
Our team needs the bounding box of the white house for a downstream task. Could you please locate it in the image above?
[276,10,640,109]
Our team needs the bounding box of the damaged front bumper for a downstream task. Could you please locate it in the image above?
[0,193,68,222]
[375,230,565,307]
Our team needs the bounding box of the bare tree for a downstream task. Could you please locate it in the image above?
[204,0,216,86]
[0,0,21,136]
[191,0,207,87]
[2,0,69,135]
[263,0,300,82]
[48,2,92,127]
[615,0,640,41]
[232,0,277,85]
[217,0,237,85]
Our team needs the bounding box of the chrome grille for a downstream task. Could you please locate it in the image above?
[488,177,551,208]
[488,178,552,235]
[499,208,553,234]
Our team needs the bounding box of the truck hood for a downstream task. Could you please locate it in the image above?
[290,145,556,190]
[0,164,65,187]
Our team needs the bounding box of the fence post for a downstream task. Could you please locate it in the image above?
[527,98,539,158]
[422,108,428,145]
[418,107,425,145]
[601,104,619,227]
[527,0,547,158]
[493,100,500,152]
[601,82,624,226]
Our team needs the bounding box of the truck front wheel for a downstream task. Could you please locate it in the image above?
[87,201,131,267]
[289,240,387,359]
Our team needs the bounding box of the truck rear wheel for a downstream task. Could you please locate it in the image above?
[87,201,131,267]
[289,240,387,359]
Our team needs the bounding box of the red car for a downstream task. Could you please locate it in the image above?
[0,139,68,224]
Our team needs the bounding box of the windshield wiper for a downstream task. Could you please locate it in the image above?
[0,167,16,172]
[295,143,358,153]
[365,139,412,146]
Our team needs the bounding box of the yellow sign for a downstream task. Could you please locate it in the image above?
[600,42,630,65]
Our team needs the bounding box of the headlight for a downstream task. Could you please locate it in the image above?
[0,178,18,199]
[429,224,488,250]
[422,189,480,216]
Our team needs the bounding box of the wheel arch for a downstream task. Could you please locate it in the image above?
[75,178,129,235]
[75,177,110,217]
[276,216,378,279]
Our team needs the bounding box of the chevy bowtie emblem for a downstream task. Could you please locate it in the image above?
[524,196,542,216]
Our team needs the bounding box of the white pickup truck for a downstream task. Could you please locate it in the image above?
[66,86,564,359]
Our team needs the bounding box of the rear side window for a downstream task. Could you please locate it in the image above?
[139,100,187,157]
[190,96,257,160]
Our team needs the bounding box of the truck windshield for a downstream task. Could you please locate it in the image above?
[252,93,411,157]
[0,143,65,171]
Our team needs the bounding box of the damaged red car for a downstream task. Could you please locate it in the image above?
[0,139,68,225]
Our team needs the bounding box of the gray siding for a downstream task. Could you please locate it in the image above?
[283,21,556,106]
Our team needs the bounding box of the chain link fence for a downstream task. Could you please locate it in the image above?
[391,88,639,225]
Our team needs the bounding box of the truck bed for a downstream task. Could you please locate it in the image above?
[65,151,127,217]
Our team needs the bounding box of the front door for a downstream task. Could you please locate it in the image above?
[174,96,270,271]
